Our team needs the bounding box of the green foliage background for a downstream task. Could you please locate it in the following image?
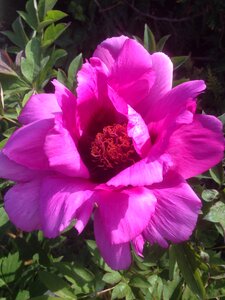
[0,1,225,299]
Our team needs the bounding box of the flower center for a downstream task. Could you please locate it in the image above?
[79,123,139,182]
[91,123,139,171]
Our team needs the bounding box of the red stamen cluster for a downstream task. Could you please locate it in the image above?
[91,123,139,171]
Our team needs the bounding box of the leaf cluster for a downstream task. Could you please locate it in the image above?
[0,2,225,300]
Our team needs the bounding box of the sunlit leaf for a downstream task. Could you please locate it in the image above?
[42,23,69,48]
[21,38,41,82]
[68,53,82,90]
[102,272,122,285]
[201,189,220,202]
[204,201,225,231]
[0,252,22,284]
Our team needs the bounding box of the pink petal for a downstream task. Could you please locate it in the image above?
[76,58,116,135]
[146,80,206,127]
[107,154,172,187]
[94,187,156,244]
[93,35,128,69]
[4,179,41,231]
[3,119,54,170]
[0,152,37,181]
[135,52,173,116]
[52,79,78,138]
[132,234,145,257]
[94,216,131,270]
[127,106,151,157]
[109,39,155,108]
[167,114,225,179]
[75,199,94,234]
[44,115,89,178]
[18,93,61,125]
[144,172,202,246]
[40,176,95,238]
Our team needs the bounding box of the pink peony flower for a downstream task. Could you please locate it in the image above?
[0,36,224,270]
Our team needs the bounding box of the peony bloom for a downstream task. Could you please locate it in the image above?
[0,36,224,270]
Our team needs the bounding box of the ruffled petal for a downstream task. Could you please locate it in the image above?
[3,119,54,170]
[146,80,206,128]
[0,152,37,181]
[107,154,172,187]
[132,234,145,257]
[74,199,94,234]
[109,39,155,109]
[93,35,128,69]
[77,58,116,135]
[94,216,131,270]
[4,179,41,231]
[144,172,201,247]
[18,93,61,125]
[40,176,95,238]
[44,116,89,178]
[127,106,151,157]
[135,52,173,117]
[52,79,78,138]
[94,187,156,244]
[167,114,225,178]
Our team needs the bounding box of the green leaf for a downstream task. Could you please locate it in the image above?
[0,207,9,227]
[42,23,69,48]
[45,10,67,22]
[204,201,225,230]
[57,69,68,86]
[206,279,225,299]
[0,207,9,235]
[169,245,177,280]
[38,0,58,21]
[38,271,75,299]
[53,262,94,295]
[0,138,8,149]
[2,17,29,49]
[144,24,156,53]
[0,252,22,283]
[102,272,122,285]
[30,296,64,300]
[18,0,39,30]
[201,189,219,202]
[0,74,30,93]
[209,162,224,185]
[0,278,6,288]
[129,275,150,288]
[68,53,83,90]
[37,49,67,89]
[22,90,35,107]
[157,34,171,51]
[38,10,67,31]
[172,243,206,299]
[172,56,189,70]
[3,126,16,138]
[112,283,131,300]
[218,113,225,125]
[21,38,41,82]
[15,290,30,300]
[72,266,95,282]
